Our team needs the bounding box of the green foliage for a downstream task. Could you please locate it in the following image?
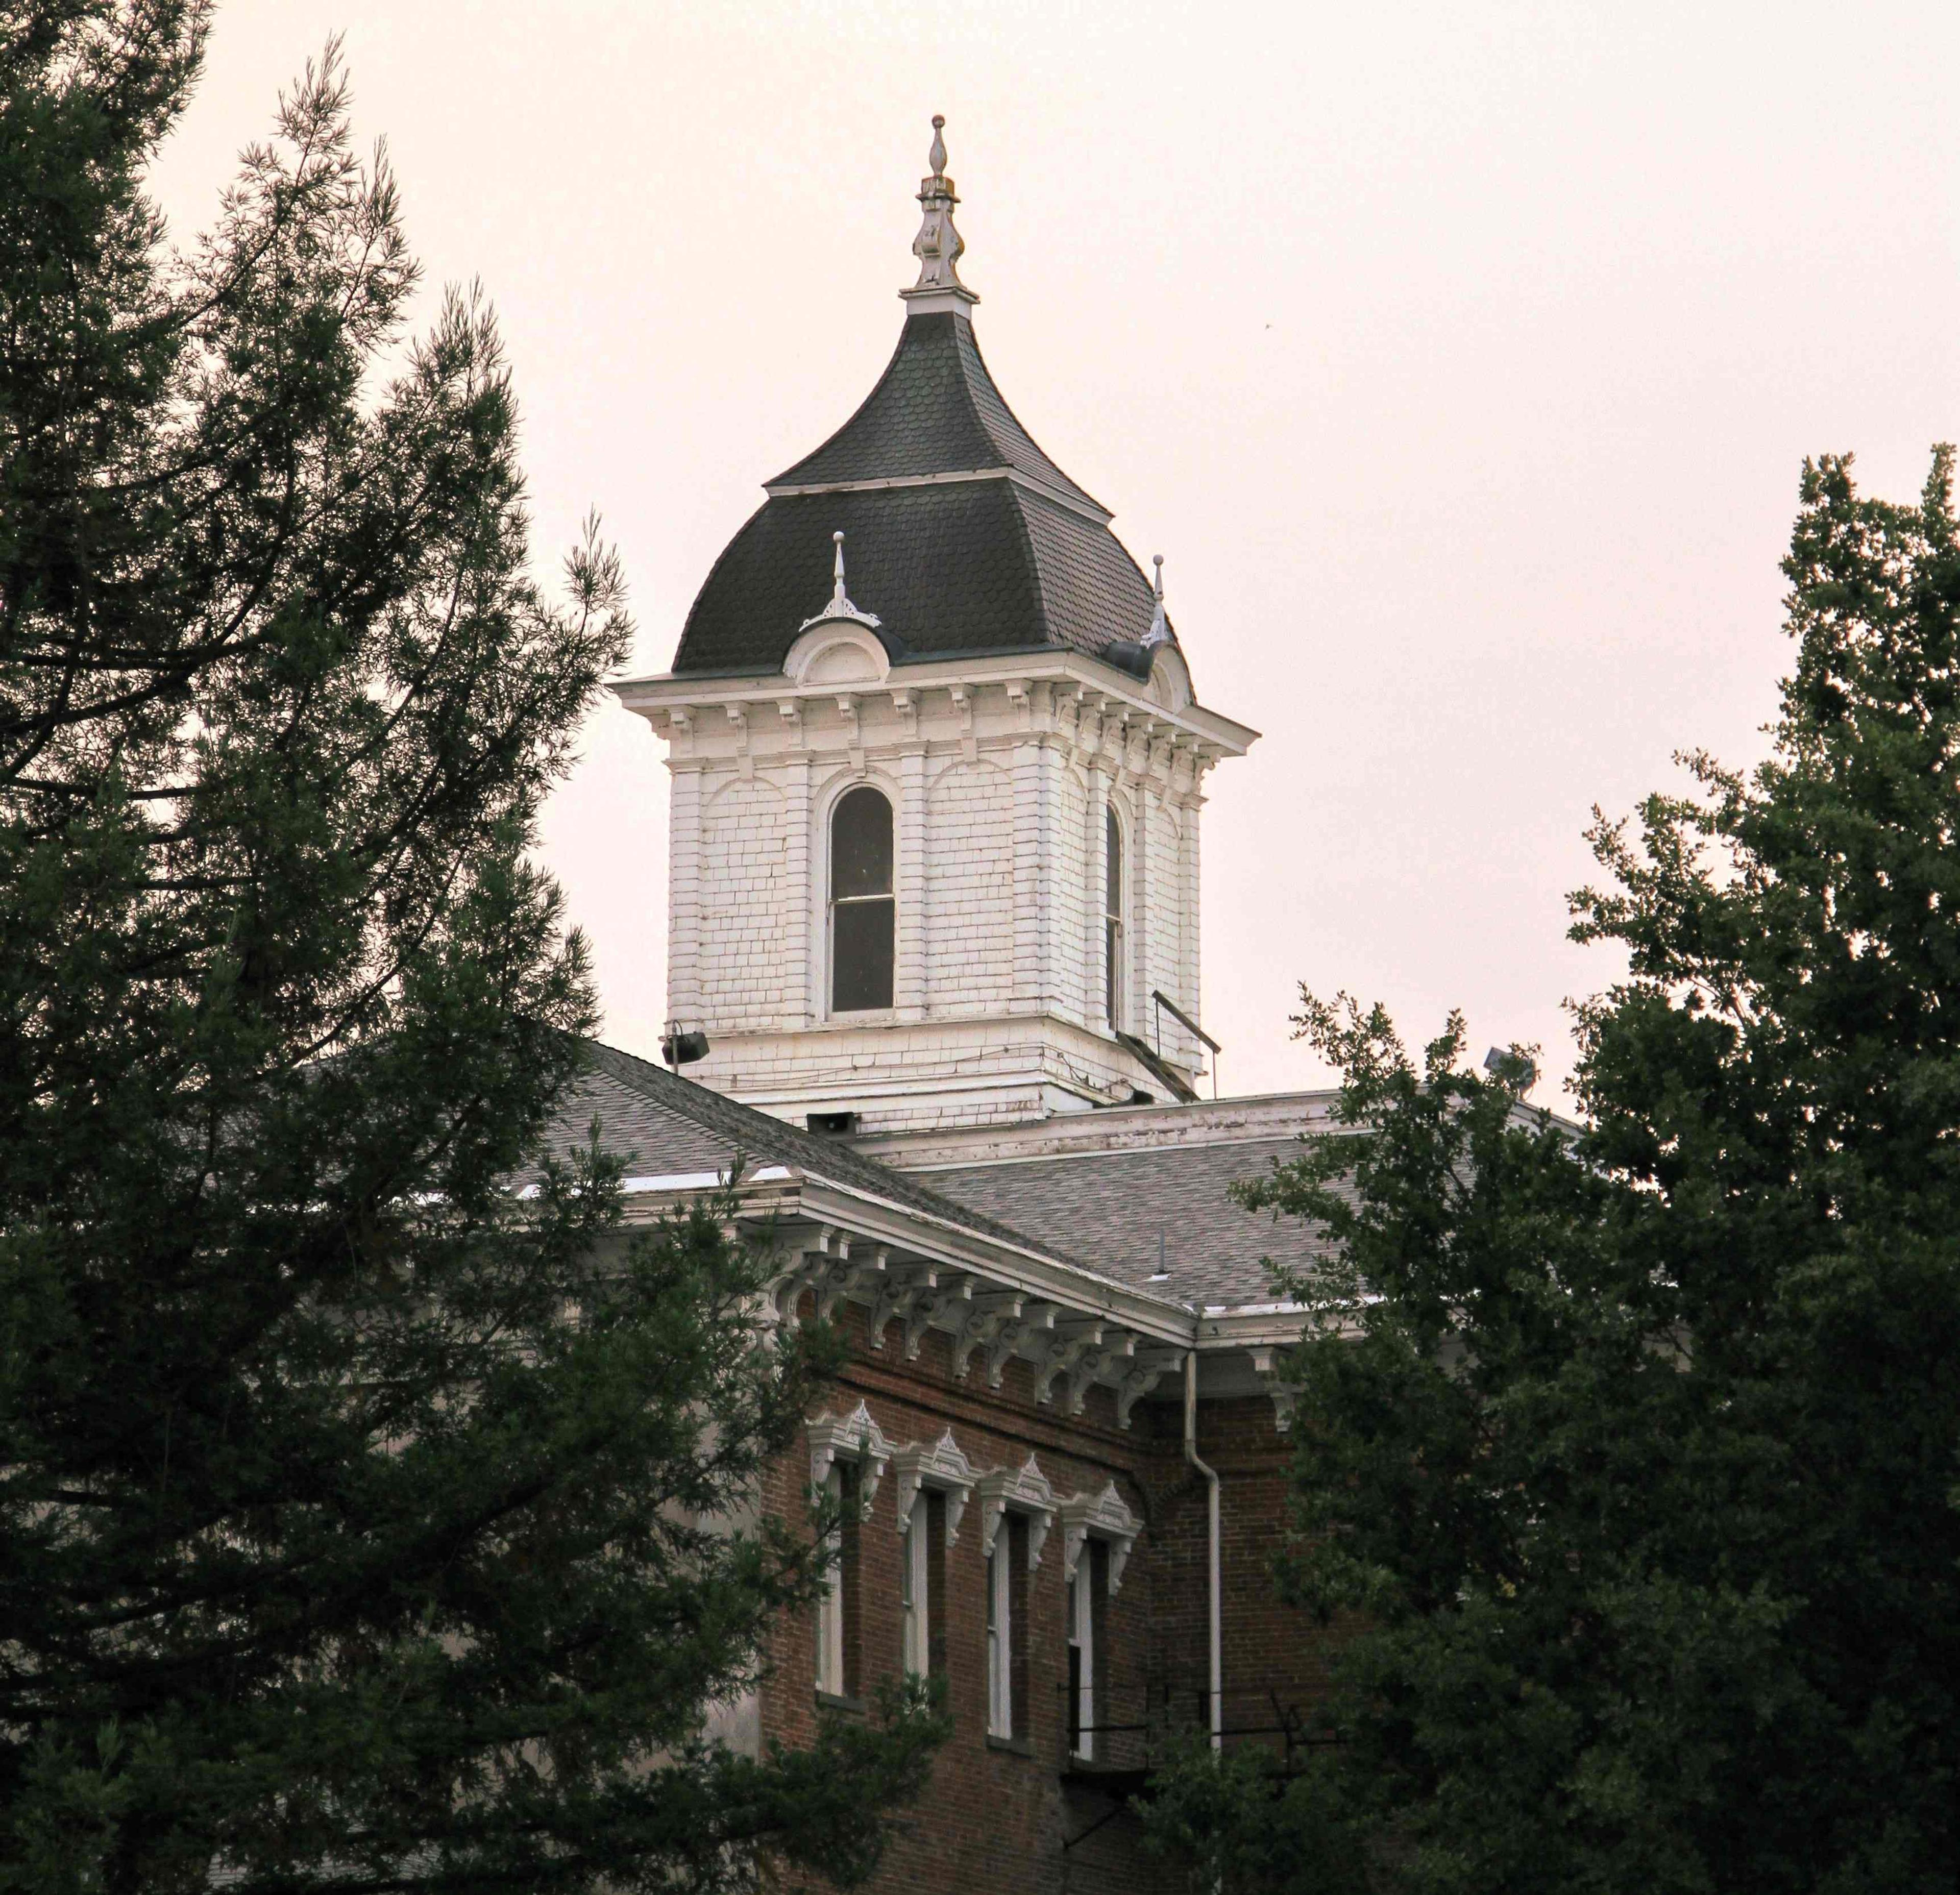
[0,6,943,1889]
[1143,453,1960,1893]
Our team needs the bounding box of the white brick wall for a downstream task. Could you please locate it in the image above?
[924,758,1014,1017]
[699,774,789,1031]
[624,643,1244,1131]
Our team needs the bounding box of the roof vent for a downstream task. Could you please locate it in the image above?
[806,1110,860,1137]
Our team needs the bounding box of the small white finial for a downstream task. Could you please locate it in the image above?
[1144,554,1170,646]
[902,113,977,311]
[800,531,882,633]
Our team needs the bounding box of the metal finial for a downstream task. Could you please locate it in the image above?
[903,113,975,307]
[1144,554,1170,646]
[799,530,882,633]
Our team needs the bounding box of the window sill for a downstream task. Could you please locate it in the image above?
[986,1733,1034,1758]
[815,1689,867,1718]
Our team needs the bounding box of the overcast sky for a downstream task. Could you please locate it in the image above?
[150,0,1960,1104]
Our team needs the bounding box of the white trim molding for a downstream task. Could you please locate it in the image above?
[890,1429,975,1545]
[976,1454,1056,1568]
[807,1401,892,1510]
[1059,1481,1143,1595]
[1247,1345,1298,1433]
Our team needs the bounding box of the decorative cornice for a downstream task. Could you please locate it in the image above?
[807,1401,892,1508]
[976,1454,1056,1566]
[891,1430,976,1545]
[1059,1481,1143,1593]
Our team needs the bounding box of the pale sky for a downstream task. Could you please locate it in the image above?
[151,1,1960,1104]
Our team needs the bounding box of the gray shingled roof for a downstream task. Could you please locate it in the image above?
[543,1046,1335,1313]
[669,313,1175,678]
[921,1139,1342,1309]
[545,1042,1093,1268]
[769,312,1103,510]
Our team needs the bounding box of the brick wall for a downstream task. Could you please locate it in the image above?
[758,1308,1333,1894]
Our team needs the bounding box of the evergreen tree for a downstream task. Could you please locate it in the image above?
[1145,451,1960,1892]
[0,6,942,1889]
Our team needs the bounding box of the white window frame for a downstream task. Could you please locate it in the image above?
[807,1404,891,1702]
[1069,1558,1095,1760]
[1104,802,1125,1031]
[826,781,897,1018]
[900,1492,929,1677]
[986,1535,1012,1738]
[815,1463,846,1695]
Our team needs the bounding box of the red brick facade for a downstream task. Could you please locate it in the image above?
[761,1302,1331,1895]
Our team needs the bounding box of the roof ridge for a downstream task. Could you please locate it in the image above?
[953,317,1105,514]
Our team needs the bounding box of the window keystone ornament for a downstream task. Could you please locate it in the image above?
[1060,1481,1142,1594]
[976,1455,1056,1568]
[890,1430,976,1545]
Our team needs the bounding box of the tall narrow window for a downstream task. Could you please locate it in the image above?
[815,1463,861,1699]
[986,1536,1011,1737]
[816,1466,843,1694]
[900,1494,929,1676]
[830,786,894,1013]
[1104,805,1124,1029]
[1068,1560,1095,1759]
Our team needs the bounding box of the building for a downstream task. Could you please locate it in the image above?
[577,121,1345,1893]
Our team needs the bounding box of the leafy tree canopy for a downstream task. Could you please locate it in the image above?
[1145,451,1960,1893]
[0,6,941,1890]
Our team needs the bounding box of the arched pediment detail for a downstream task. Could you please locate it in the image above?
[1147,645,1194,710]
[783,621,891,686]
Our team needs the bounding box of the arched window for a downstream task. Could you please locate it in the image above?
[1104,805,1124,1030]
[830,785,894,1013]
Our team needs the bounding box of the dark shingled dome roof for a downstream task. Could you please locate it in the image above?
[671,312,1174,677]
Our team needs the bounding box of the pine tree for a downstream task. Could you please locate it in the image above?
[1144,453,1960,1893]
[0,7,942,1889]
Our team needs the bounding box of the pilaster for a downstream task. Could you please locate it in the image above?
[782,752,812,1027]
[1084,759,1110,1034]
[1011,722,1051,1012]
[896,745,926,1021]
[668,761,704,1025]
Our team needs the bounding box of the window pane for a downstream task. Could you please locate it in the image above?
[831,786,893,898]
[832,898,894,1012]
[1105,807,1122,919]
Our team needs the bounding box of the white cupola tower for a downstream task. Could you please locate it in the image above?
[614,121,1256,1136]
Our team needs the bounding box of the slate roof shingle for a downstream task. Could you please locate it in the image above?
[543,1042,1095,1270]
[769,312,1102,510]
[540,1046,1333,1314]
[670,313,1175,678]
[922,1139,1342,1310]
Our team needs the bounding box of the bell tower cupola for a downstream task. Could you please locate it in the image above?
[614,119,1257,1136]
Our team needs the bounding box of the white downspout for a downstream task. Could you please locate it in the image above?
[1183,1348,1221,1751]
